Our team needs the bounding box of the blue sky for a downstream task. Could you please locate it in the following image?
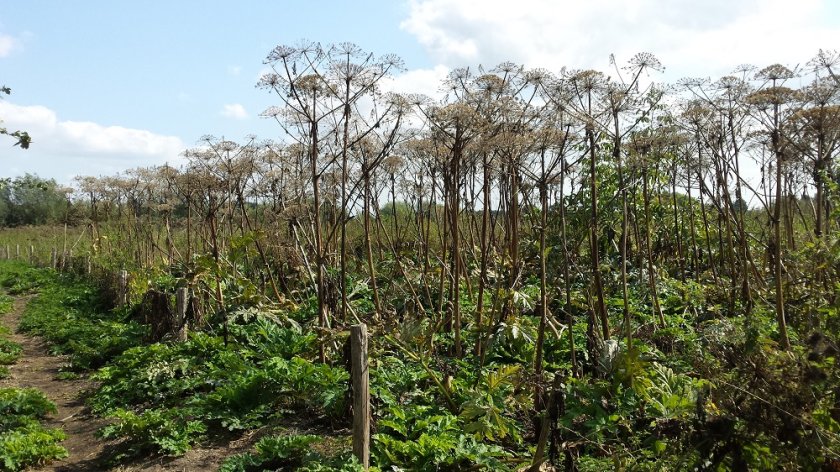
[2,1,430,136]
[1,0,839,183]
[0,1,430,181]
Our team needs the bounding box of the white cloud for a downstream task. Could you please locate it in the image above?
[382,65,450,98]
[2,103,57,129]
[0,33,19,57]
[58,121,183,155]
[0,101,185,182]
[221,103,248,120]
[400,0,840,80]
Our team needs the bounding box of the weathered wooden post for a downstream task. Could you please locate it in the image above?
[4,244,9,260]
[86,256,92,275]
[351,324,370,469]
[174,287,189,341]
[15,244,20,260]
[28,245,34,265]
[118,270,129,307]
[50,247,58,269]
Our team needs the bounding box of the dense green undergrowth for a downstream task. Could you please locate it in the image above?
[3,264,145,371]
[92,323,350,458]
[0,262,361,469]
[0,387,68,471]
[0,294,20,379]
[1,254,839,470]
[0,337,21,379]
[219,434,361,472]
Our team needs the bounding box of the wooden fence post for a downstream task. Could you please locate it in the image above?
[351,324,370,469]
[174,287,189,341]
[118,270,128,307]
[50,247,57,269]
[86,256,92,275]
[28,245,34,265]
[15,244,20,260]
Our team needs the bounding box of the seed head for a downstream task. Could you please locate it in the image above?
[755,64,795,82]
[627,52,664,73]
[266,45,297,64]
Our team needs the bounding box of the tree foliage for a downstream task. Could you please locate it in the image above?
[0,175,71,227]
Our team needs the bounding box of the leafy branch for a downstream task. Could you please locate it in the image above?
[1,85,31,149]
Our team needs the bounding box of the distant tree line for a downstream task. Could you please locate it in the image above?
[0,174,73,227]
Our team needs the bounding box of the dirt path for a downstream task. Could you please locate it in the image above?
[0,294,253,471]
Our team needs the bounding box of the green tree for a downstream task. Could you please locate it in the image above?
[0,174,68,227]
